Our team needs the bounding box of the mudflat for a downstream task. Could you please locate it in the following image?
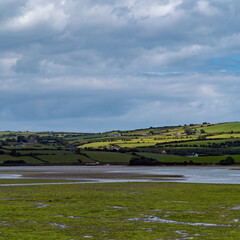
[0,165,184,181]
[0,165,239,183]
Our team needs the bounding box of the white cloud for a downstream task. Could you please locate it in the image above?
[4,1,68,31]
[0,0,239,130]
[196,1,220,16]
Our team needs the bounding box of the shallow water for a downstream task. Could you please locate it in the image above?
[110,167,240,184]
[0,166,239,184]
[143,168,240,184]
[0,174,22,179]
[129,215,234,227]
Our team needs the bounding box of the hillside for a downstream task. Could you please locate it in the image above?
[0,121,240,165]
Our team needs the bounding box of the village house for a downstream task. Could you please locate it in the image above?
[27,138,38,144]
[186,153,198,157]
[174,132,181,136]
[16,141,26,147]
[107,133,122,137]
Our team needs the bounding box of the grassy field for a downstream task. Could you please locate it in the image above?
[137,153,240,164]
[198,122,240,133]
[84,151,132,163]
[0,155,41,164]
[1,121,240,166]
[0,148,240,165]
[0,181,239,239]
[207,134,240,139]
[79,137,197,149]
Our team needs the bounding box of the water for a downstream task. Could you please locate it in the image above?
[110,167,240,184]
[141,167,240,184]
[0,166,239,185]
[0,174,22,179]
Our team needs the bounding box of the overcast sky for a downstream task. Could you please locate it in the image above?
[0,0,240,132]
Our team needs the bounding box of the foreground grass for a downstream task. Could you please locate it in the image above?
[0,181,239,239]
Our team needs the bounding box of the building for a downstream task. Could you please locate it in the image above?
[28,138,38,144]
[174,132,181,136]
[16,141,26,147]
[186,153,198,157]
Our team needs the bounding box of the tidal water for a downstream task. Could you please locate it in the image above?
[0,166,239,185]
[112,167,240,184]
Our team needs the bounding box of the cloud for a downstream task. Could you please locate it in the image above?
[0,0,240,131]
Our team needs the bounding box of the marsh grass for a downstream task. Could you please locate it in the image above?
[0,181,239,239]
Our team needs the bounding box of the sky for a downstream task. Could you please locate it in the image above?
[0,0,240,132]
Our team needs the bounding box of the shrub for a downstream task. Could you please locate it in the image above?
[3,160,26,165]
[9,149,21,156]
[219,156,235,165]
[129,156,159,166]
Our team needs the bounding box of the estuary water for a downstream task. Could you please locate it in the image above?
[111,167,240,184]
[0,166,239,184]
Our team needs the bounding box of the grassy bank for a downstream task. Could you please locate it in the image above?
[0,181,239,239]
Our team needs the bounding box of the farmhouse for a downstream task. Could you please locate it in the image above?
[16,141,26,147]
[174,132,181,136]
[186,153,198,157]
[28,138,38,144]
[107,133,122,137]
[67,146,78,150]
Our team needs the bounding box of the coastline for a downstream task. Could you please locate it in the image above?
[0,165,239,184]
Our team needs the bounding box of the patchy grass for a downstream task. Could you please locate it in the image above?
[0,181,239,239]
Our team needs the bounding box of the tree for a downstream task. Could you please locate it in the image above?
[129,156,159,166]
[17,135,26,142]
[200,129,205,134]
[184,127,194,135]
[219,156,235,165]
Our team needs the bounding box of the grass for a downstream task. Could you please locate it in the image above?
[0,181,239,239]
[79,137,198,149]
[0,150,240,165]
[195,122,240,133]
[207,134,240,139]
[138,152,240,164]
[84,151,132,163]
[39,155,93,164]
[1,121,240,166]
[0,155,41,164]
[169,138,240,146]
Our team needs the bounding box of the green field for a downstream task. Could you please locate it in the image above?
[1,121,240,166]
[137,152,240,164]
[195,122,240,133]
[0,181,239,239]
[79,137,197,149]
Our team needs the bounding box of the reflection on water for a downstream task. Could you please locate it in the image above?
[110,167,240,184]
[0,166,239,185]
[147,168,240,184]
[129,215,233,227]
[0,174,22,179]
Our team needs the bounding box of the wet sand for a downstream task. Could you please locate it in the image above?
[0,165,185,181]
[0,165,239,184]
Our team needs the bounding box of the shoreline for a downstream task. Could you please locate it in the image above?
[0,165,239,184]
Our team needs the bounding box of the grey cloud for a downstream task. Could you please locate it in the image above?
[0,0,240,131]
